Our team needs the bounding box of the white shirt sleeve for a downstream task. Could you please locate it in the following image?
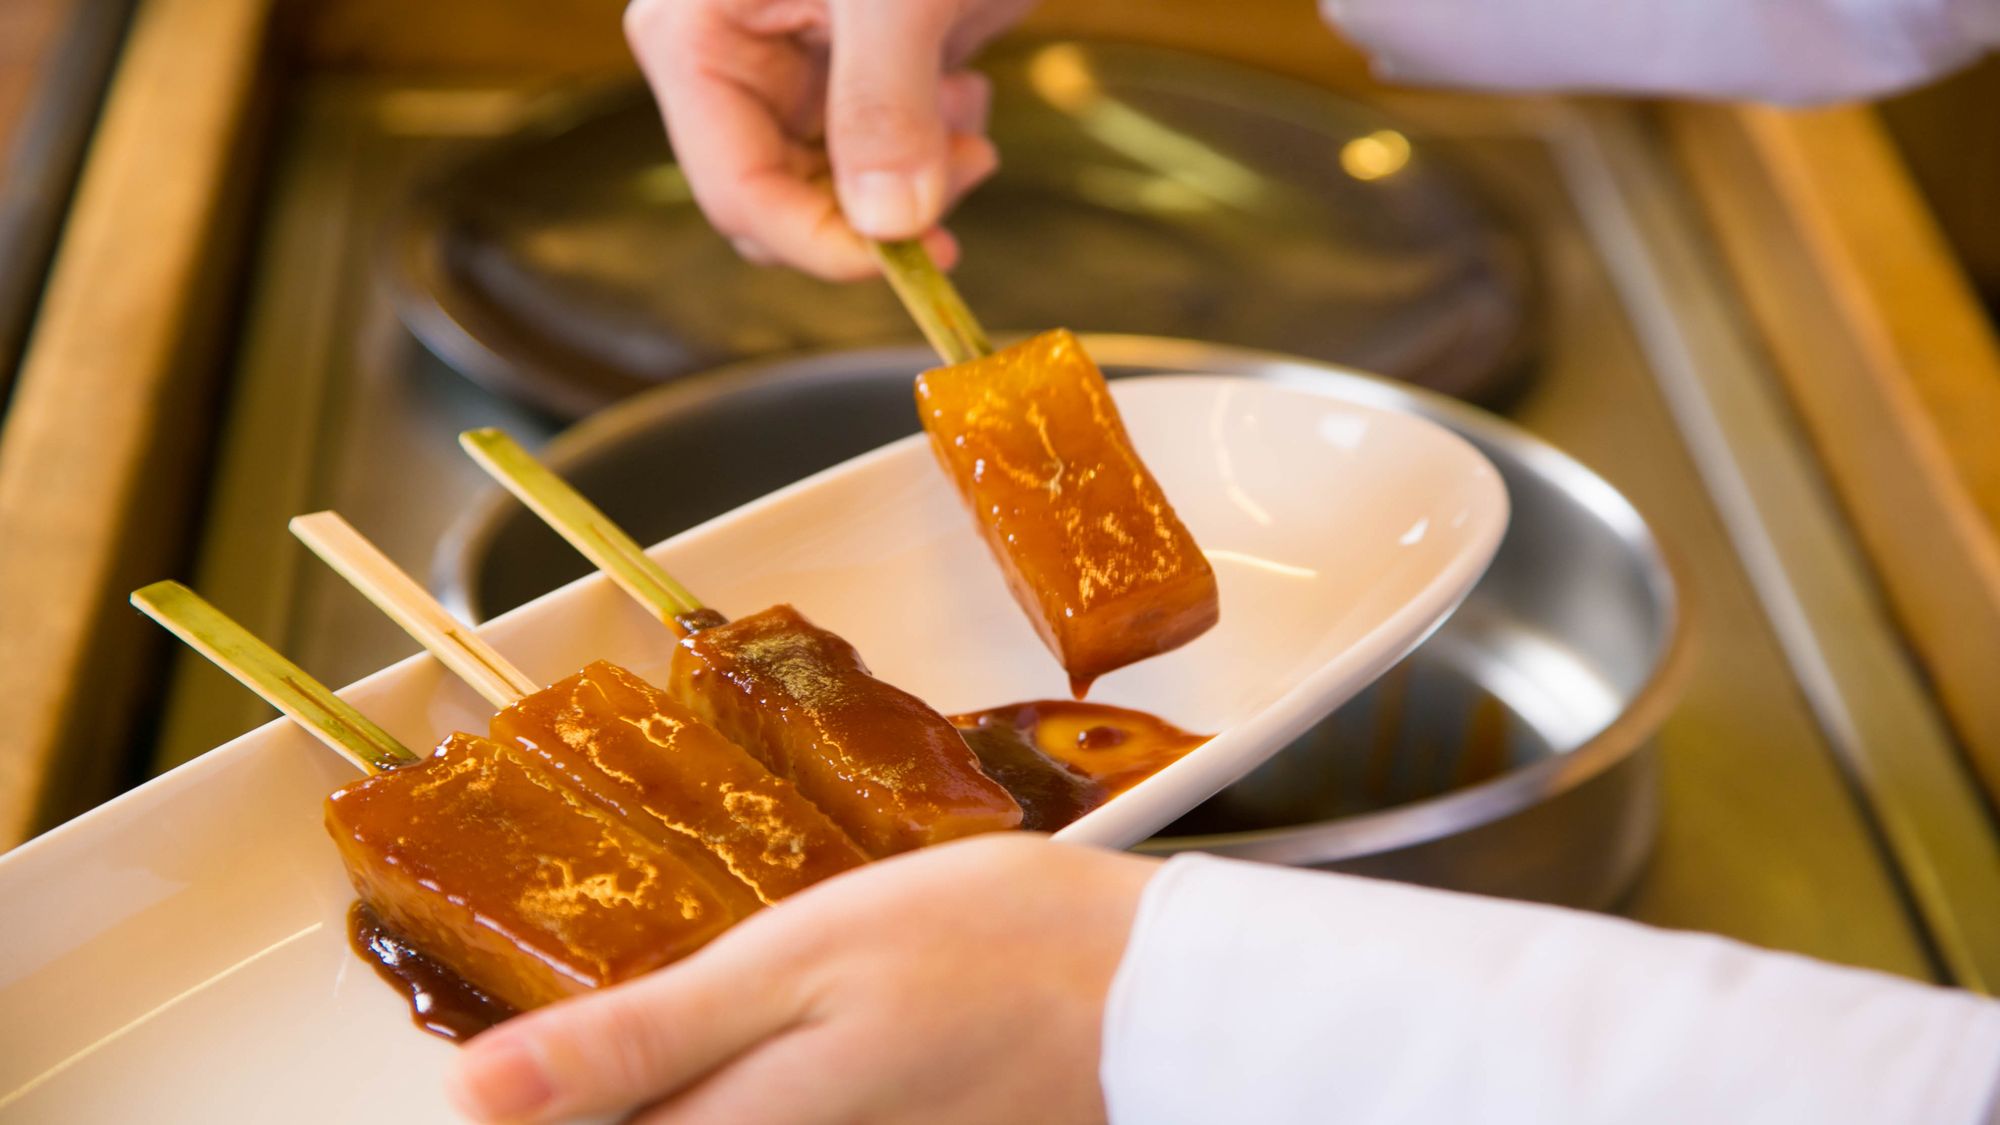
[1321,0,2000,103]
[1100,854,2000,1125]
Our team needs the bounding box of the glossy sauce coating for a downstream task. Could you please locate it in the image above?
[669,604,1024,855]
[491,660,870,904]
[915,329,1219,696]
[349,902,515,1043]
[325,733,754,1012]
[952,700,1210,824]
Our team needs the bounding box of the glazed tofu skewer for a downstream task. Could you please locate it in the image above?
[459,429,1024,855]
[445,438,714,640]
[288,512,868,903]
[131,581,419,773]
[914,329,1220,696]
[870,240,1220,696]
[129,582,744,1018]
[286,516,538,709]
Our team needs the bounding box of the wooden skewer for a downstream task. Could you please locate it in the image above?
[869,238,992,365]
[458,428,719,637]
[458,245,985,632]
[131,581,418,774]
[290,512,539,709]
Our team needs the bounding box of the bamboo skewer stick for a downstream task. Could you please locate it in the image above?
[868,238,992,365]
[130,581,418,774]
[290,512,539,709]
[458,428,718,637]
[458,244,988,635]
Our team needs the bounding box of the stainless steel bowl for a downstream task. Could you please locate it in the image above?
[436,337,1688,910]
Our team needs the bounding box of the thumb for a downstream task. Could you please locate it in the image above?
[827,0,955,239]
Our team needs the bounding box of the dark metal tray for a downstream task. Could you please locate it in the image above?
[384,41,1539,417]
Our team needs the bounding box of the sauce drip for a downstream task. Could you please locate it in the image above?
[349,902,516,1043]
[953,700,1209,829]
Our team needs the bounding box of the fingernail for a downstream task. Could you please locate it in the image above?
[843,169,942,239]
[448,1034,554,1121]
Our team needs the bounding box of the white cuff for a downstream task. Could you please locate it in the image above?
[1101,854,2000,1124]
[1321,0,2000,104]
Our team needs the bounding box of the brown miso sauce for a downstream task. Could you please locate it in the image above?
[955,723,1105,831]
[953,701,1210,830]
[349,902,516,1043]
[1075,724,1130,751]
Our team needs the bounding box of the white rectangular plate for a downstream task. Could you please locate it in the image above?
[0,376,1505,1120]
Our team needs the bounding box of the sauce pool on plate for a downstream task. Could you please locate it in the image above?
[349,903,515,1042]
[951,700,1210,830]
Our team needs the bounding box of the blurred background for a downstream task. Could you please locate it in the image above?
[2,0,1997,995]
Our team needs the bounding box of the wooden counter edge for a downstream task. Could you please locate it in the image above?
[1666,101,2000,808]
[0,0,276,849]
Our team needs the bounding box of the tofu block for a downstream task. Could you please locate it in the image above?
[668,604,1023,855]
[324,733,757,1011]
[491,660,870,904]
[915,328,1219,695]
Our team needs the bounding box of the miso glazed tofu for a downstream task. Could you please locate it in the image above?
[324,732,759,1011]
[914,329,1219,695]
[668,604,1024,855]
[491,660,870,903]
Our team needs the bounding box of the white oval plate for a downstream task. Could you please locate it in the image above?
[0,375,1505,1120]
